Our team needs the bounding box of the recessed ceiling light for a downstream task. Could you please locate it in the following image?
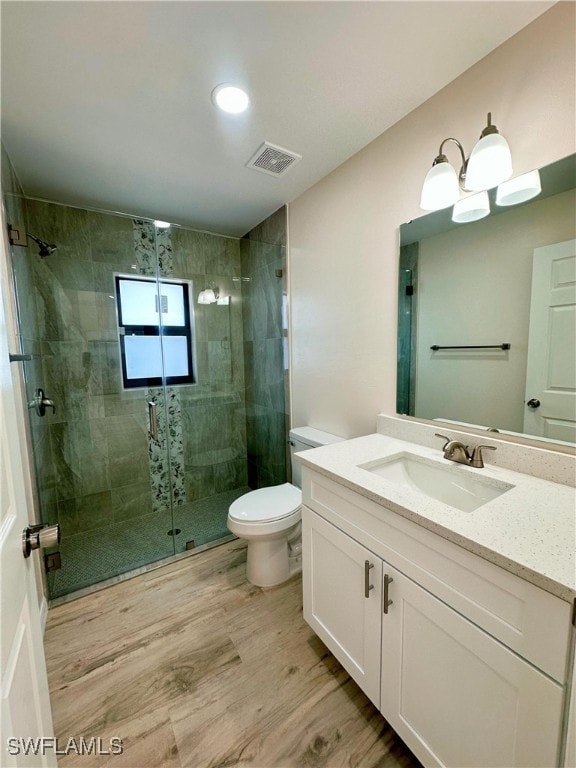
[211,84,250,114]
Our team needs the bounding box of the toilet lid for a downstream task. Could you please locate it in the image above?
[229,483,302,522]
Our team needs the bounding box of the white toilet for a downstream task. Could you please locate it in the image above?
[227,426,343,587]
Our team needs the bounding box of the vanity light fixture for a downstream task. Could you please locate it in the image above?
[465,114,513,191]
[420,139,464,211]
[496,169,541,206]
[154,220,171,229]
[211,84,250,114]
[420,112,512,211]
[451,191,491,224]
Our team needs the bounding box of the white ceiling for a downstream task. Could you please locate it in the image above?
[1,1,554,237]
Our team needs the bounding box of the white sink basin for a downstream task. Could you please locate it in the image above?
[358,452,514,512]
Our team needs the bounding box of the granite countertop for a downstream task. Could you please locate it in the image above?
[296,433,576,602]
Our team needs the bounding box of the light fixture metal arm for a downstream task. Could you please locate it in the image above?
[436,137,468,187]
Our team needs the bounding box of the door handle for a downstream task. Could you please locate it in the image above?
[148,401,159,442]
[526,398,541,409]
[22,523,60,558]
[364,560,374,598]
[383,574,394,614]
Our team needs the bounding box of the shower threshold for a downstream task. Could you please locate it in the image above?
[49,534,237,607]
[47,486,250,603]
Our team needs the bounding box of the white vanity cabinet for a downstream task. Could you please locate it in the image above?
[566,664,576,768]
[379,560,564,768]
[302,468,573,768]
[302,509,383,705]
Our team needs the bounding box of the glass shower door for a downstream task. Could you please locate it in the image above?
[8,201,178,598]
[158,225,250,553]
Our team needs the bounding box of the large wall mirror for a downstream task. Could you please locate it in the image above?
[397,153,575,449]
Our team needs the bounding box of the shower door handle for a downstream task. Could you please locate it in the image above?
[148,401,159,443]
[28,388,56,417]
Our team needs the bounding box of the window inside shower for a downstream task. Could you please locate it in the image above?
[115,275,196,388]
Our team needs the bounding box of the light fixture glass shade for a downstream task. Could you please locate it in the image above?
[198,288,217,305]
[466,133,513,191]
[496,169,541,207]
[154,220,171,229]
[451,191,490,224]
[420,161,460,211]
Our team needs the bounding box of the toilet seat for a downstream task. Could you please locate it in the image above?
[228,483,301,524]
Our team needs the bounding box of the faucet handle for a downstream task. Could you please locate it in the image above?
[470,444,496,468]
[434,433,451,449]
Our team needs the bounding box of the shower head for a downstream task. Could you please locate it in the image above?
[26,233,57,258]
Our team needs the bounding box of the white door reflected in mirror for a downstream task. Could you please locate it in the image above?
[524,239,576,443]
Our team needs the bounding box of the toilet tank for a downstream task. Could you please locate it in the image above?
[289,426,344,489]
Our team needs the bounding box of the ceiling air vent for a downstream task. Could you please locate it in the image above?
[246,142,302,177]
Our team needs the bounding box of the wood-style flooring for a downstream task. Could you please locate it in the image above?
[44,540,423,768]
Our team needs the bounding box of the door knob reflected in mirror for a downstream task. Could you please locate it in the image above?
[526,398,541,409]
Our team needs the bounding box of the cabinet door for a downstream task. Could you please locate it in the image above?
[302,506,382,707]
[565,659,576,767]
[380,564,564,768]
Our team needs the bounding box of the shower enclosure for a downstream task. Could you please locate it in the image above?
[3,158,288,599]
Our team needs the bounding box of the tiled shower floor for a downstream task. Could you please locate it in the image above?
[48,487,250,599]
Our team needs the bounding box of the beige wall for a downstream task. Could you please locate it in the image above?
[289,3,576,439]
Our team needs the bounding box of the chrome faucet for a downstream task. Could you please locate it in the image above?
[435,434,496,468]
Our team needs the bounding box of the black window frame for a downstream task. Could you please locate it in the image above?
[115,274,196,389]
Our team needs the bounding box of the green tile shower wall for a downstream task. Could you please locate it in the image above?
[21,199,247,550]
[241,206,289,488]
[1,144,56,523]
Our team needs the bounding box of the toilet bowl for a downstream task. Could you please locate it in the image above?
[227,427,343,587]
[227,483,302,587]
